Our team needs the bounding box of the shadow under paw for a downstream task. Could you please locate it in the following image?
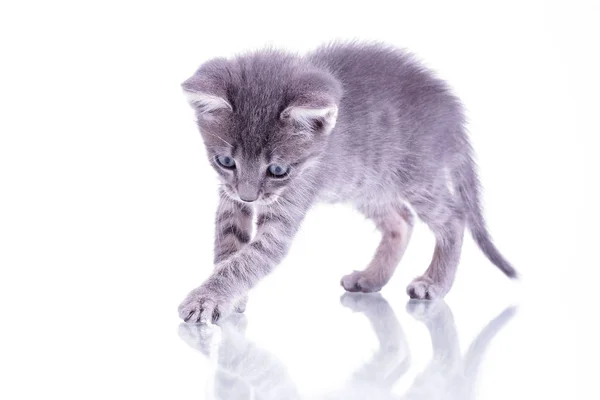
[406,299,449,321]
[178,322,215,356]
[340,292,385,312]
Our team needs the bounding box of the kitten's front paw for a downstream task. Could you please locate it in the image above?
[406,276,445,300]
[178,285,234,324]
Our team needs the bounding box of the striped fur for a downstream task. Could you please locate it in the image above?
[213,190,253,264]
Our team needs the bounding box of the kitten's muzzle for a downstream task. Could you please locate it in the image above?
[237,182,260,203]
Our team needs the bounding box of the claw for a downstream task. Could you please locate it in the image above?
[212,308,221,323]
[184,310,195,322]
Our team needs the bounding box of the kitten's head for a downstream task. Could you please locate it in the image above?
[182,50,342,205]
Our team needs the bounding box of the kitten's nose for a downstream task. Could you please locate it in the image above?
[239,195,257,203]
[237,183,259,203]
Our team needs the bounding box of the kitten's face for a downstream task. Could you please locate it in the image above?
[197,109,328,205]
[182,53,342,205]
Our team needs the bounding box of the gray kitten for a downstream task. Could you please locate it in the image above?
[178,42,516,323]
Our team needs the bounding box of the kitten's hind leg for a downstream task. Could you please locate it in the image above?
[341,204,414,293]
[407,191,465,299]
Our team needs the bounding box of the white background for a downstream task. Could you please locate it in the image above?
[0,1,597,399]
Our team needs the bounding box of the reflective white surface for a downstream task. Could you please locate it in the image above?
[0,0,596,399]
[180,296,516,400]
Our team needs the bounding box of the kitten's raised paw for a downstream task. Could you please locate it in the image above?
[341,271,383,293]
[406,276,444,300]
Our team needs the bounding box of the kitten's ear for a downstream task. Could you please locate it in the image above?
[183,90,232,116]
[181,58,232,120]
[281,104,338,135]
[283,69,342,135]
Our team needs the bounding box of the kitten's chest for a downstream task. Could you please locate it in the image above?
[317,187,347,203]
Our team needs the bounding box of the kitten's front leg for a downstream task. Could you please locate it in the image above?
[179,195,310,323]
[213,190,253,263]
[213,190,254,312]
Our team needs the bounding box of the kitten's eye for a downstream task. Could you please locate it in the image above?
[216,155,236,169]
[267,164,289,178]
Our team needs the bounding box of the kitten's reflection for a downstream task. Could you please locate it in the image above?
[179,313,301,399]
[331,293,411,400]
[179,295,515,400]
[400,300,515,400]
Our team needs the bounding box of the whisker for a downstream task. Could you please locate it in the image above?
[205,131,233,148]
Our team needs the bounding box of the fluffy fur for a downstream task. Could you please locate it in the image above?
[178,42,516,323]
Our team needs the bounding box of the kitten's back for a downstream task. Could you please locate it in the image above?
[308,43,461,116]
[307,42,466,186]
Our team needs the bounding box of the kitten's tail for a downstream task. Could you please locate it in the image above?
[454,155,518,279]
